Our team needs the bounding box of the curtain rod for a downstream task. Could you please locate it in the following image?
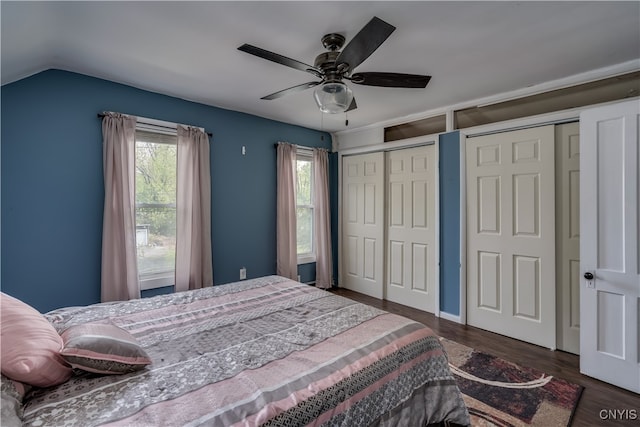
[274,143,325,151]
[97,113,212,138]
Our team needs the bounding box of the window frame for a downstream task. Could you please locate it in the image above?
[134,128,178,291]
[296,149,316,265]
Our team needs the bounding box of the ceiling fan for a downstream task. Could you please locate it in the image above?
[238,16,431,114]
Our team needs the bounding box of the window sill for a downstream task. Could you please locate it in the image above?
[297,255,316,265]
[139,272,174,291]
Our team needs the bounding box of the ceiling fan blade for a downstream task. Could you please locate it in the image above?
[336,17,395,73]
[350,72,431,88]
[238,44,322,78]
[346,97,357,112]
[261,81,321,100]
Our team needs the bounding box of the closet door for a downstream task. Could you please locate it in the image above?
[580,99,639,393]
[386,145,436,312]
[342,152,385,298]
[555,122,581,354]
[466,126,556,349]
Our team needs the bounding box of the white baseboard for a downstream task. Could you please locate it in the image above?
[439,311,464,324]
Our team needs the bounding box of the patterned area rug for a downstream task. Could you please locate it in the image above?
[441,338,583,427]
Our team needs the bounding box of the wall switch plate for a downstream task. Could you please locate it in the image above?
[240,267,246,280]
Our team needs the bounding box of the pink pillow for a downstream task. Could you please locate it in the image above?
[0,293,72,387]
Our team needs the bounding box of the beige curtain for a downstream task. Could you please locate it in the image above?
[175,126,213,292]
[101,113,140,302]
[276,142,298,280]
[313,148,333,288]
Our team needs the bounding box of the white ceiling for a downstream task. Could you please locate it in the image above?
[2,1,639,133]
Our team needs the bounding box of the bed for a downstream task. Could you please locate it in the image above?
[3,275,469,426]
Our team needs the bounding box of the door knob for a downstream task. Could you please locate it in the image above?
[584,272,594,280]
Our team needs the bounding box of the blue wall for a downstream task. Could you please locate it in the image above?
[439,131,461,316]
[1,69,334,312]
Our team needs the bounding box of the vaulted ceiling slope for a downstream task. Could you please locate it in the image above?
[2,1,639,132]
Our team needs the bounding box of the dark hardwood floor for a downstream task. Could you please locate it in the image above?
[329,288,640,427]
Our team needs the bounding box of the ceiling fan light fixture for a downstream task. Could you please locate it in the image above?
[313,81,353,114]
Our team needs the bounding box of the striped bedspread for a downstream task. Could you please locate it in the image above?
[24,276,469,426]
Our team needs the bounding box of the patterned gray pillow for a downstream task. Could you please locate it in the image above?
[60,323,152,374]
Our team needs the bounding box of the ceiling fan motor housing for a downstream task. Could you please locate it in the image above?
[314,51,343,82]
[314,51,340,69]
[316,33,350,82]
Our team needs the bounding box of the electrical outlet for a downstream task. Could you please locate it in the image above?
[240,267,246,280]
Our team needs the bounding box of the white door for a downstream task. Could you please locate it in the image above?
[579,99,639,393]
[342,152,385,298]
[467,126,557,349]
[555,122,581,354]
[386,145,436,313]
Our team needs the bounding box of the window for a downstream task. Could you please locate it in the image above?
[296,150,315,264]
[135,130,177,290]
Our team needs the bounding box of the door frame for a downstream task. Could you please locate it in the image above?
[338,134,440,316]
[458,98,640,333]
